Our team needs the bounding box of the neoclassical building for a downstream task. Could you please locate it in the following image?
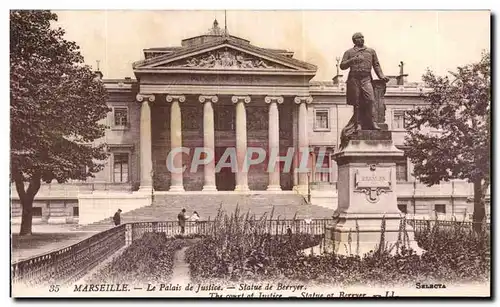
[10,21,488,224]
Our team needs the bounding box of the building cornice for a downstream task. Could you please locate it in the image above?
[309,81,432,98]
[101,77,432,100]
[134,69,317,76]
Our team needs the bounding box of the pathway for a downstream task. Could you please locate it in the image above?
[170,246,191,285]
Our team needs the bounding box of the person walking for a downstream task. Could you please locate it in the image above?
[113,209,122,226]
[177,208,188,235]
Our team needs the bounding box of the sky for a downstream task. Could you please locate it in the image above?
[52,10,490,82]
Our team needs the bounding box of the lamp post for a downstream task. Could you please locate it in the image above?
[307,173,311,204]
[335,57,340,76]
[150,169,155,206]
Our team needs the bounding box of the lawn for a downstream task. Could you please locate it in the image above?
[11,230,96,262]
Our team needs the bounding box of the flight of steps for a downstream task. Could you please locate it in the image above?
[77,193,335,231]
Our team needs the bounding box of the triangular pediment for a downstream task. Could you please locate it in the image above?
[133,38,317,72]
[159,47,292,70]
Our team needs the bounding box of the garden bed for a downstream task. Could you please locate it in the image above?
[85,233,191,284]
[184,212,490,287]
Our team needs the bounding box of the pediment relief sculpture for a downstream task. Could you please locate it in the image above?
[166,49,290,70]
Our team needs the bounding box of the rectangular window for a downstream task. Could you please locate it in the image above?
[393,110,407,130]
[32,207,42,217]
[114,107,129,127]
[314,109,330,131]
[73,207,79,217]
[435,204,446,214]
[315,154,330,182]
[113,153,129,183]
[397,204,408,214]
[396,161,408,182]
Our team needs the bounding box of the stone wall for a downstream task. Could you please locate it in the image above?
[11,199,79,224]
[93,91,141,187]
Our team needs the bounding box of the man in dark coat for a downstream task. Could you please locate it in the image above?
[340,32,389,131]
[178,208,187,235]
[113,209,122,226]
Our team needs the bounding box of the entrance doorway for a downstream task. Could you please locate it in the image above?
[215,147,236,191]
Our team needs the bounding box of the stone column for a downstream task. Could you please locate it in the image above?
[294,96,313,192]
[199,95,218,191]
[166,95,186,192]
[136,94,155,192]
[265,96,283,191]
[328,151,333,183]
[232,96,251,192]
[311,149,317,183]
[292,107,299,187]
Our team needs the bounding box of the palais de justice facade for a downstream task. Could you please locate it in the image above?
[10,21,488,224]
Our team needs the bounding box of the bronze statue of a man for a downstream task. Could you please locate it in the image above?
[340,32,389,130]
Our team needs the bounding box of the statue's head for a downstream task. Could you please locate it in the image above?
[352,32,364,46]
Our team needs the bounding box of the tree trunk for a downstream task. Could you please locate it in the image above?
[19,197,34,236]
[15,173,41,236]
[472,178,485,234]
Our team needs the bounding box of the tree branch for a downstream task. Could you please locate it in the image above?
[26,172,41,199]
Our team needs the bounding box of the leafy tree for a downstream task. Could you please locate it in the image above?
[405,51,490,233]
[10,10,110,235]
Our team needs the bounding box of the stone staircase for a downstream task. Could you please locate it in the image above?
[76,193,335,231]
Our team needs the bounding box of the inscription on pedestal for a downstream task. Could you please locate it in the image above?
[354,165,392,203]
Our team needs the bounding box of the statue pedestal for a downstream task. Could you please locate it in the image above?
[325,131,422,256]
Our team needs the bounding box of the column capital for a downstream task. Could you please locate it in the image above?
[136,94,155,103]
[294,96,313,104]
[199,95,218,104]
[265,96,284,104]
[231,95,251,104]
[166,95,186,103]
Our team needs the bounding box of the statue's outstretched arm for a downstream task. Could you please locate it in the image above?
[372,50,386,79]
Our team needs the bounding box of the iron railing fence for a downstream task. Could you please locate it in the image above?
[11,224,126,288]
[127,219,331,240]
[408,219,490,233]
